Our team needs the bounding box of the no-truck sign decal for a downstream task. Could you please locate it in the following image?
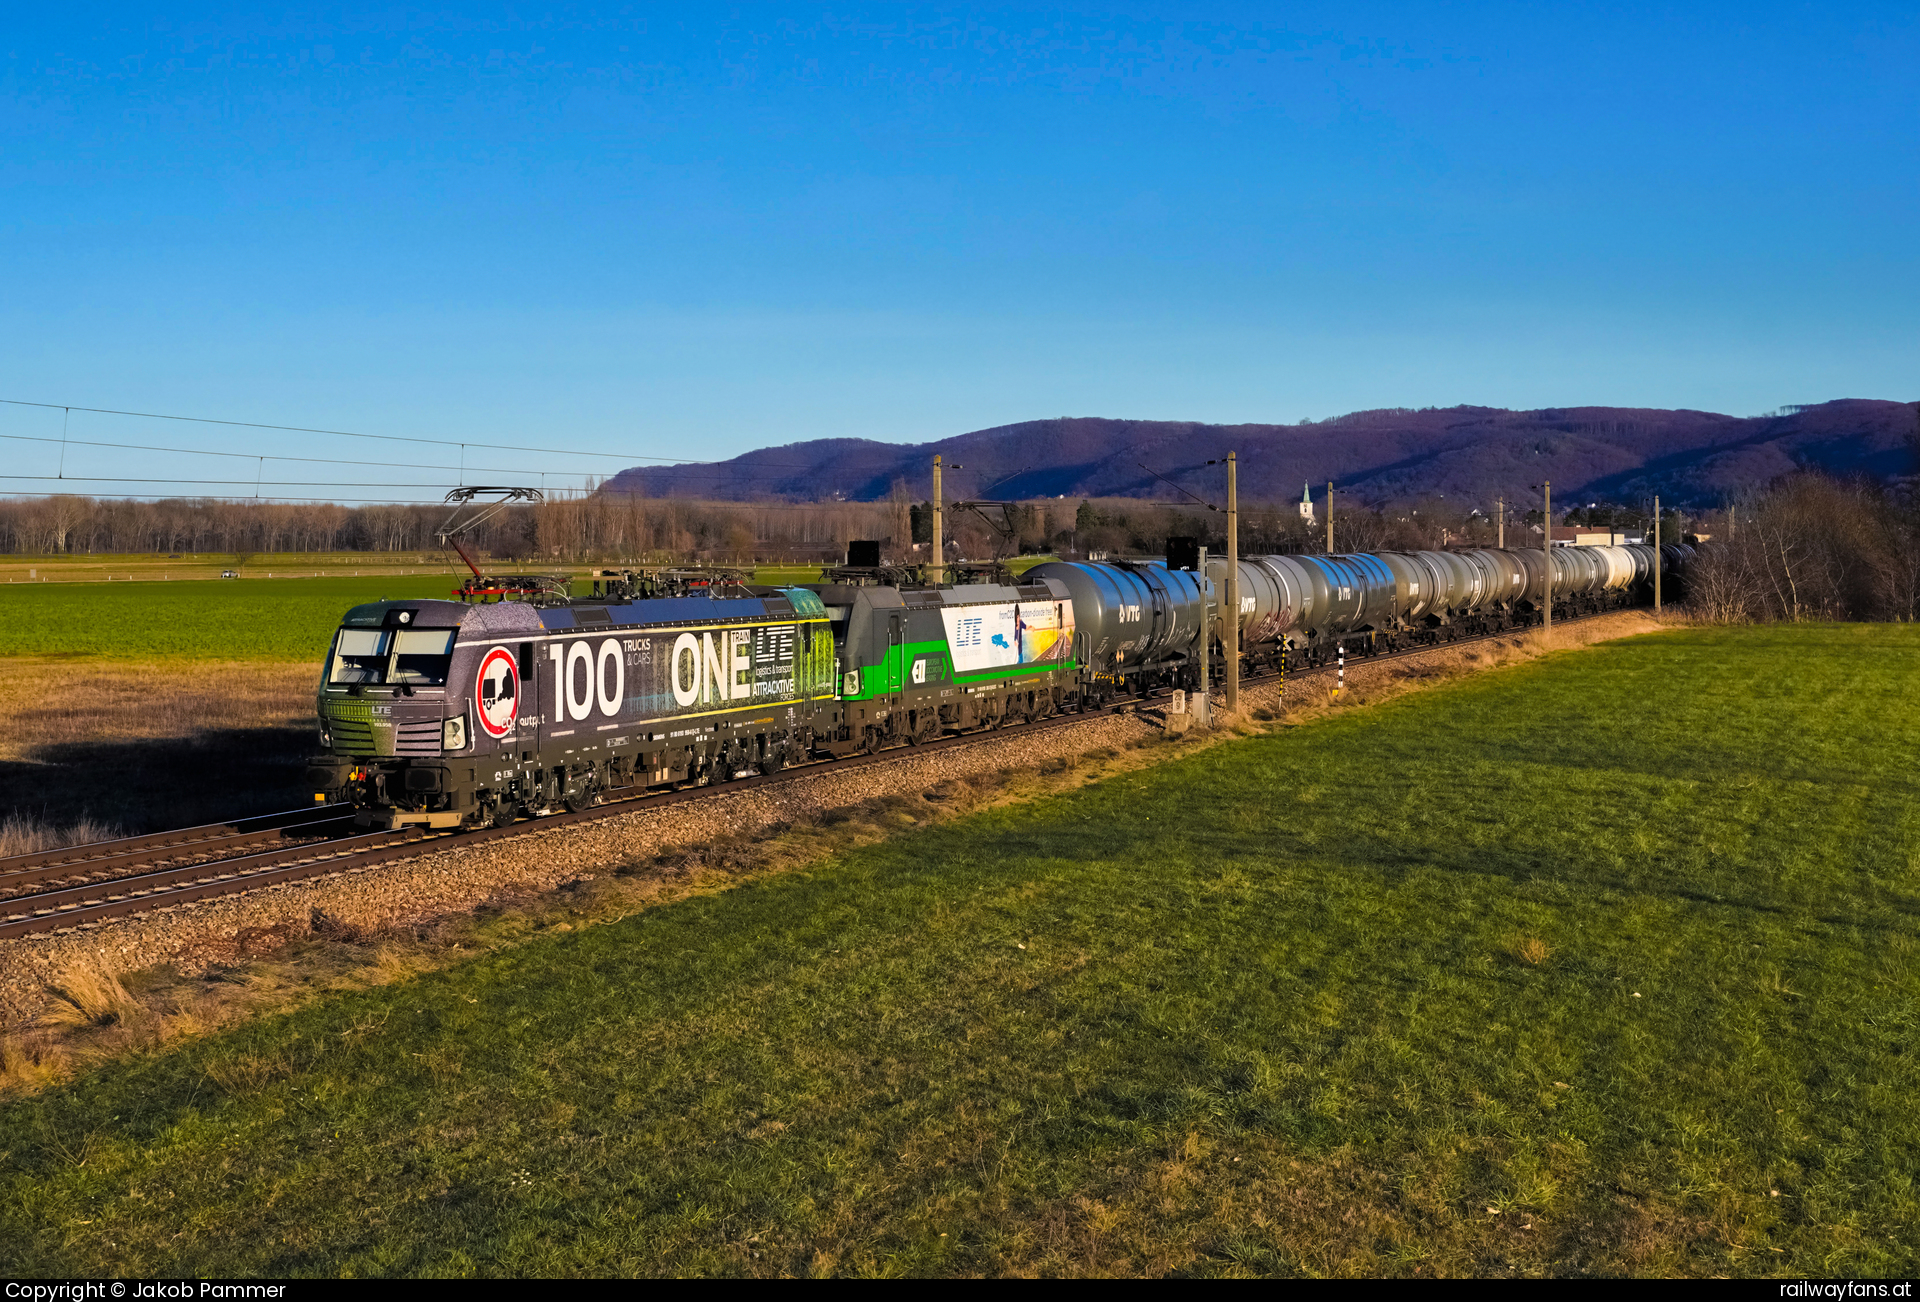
[476,646,519,738]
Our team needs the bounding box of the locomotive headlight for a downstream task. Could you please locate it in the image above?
[319,724,331,747]
[443,716,467,750]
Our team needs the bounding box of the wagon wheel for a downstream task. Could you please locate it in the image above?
[564,773,601,813]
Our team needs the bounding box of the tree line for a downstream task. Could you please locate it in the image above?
[4,475,1916,625]
[0,491,1500,563]
[0,493,910,564]
[1685,475,1920,623]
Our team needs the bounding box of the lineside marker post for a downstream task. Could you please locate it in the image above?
[1654,494,1662,613]
[1337,642,1344,696]
[1226,451,1239,715]
[1196,545,1210,725]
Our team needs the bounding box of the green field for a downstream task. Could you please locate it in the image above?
[0,576,469,660]
[0,553,465,585]
[3,624,1914,1276]
[0,561,1058,660]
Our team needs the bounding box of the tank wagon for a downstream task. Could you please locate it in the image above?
[1016,561,1208,704]
[1186,542,1691,669]
[308,543,1688,827]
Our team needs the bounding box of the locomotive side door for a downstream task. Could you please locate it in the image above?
[517,641,538,758]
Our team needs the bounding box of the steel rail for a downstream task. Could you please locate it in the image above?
[0,829,431,933]
[0,816,361,896]
[0,807,347,877]
[0,605,1618,941]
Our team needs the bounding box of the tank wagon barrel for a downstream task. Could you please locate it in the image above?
[1142,541,1686,675]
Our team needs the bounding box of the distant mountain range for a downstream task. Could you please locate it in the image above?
[602,399,1919,509]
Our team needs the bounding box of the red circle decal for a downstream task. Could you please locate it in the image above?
[476,646,520,738]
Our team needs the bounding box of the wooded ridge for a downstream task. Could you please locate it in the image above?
[603,399,1919,509]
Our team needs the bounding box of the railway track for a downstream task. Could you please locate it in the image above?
[0,611,1602,941]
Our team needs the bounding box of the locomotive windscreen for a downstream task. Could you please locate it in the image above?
[391,629,456,686]
[329,628,391,684]
[327,627,457,686]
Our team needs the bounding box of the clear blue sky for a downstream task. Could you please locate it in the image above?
[2,5,1915,500]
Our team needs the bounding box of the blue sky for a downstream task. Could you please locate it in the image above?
[2,5,1915,500]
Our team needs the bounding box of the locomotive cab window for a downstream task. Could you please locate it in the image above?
[391,629,456,686]
[329,628,391,684]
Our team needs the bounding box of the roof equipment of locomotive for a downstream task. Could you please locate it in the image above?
[436,486,573,604]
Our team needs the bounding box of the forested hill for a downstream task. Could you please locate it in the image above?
[602,399,1918,508]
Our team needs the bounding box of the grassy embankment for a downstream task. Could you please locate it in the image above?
[2,623,1915,1276]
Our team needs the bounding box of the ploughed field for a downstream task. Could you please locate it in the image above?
[2,624,1914,1277]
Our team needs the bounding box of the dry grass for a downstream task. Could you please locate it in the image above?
[1515,937,1552,966]
[0,812,123,858]
[0,659,316,762]
[38,961,144,1030]
[0,758,1083,1099]
[0,659,318,831]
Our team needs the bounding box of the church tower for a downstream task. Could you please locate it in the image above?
[1298,482,1316,525]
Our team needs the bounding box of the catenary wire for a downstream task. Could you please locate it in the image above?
[0,397,832,468]
[0,430,897,492]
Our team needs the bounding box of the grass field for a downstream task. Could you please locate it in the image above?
[0,560,1058,659]
[0,553,467,585]
[3,623,1914,1277]
[0,576,468,660]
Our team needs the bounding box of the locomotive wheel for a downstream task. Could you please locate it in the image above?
[490,800,517,829]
